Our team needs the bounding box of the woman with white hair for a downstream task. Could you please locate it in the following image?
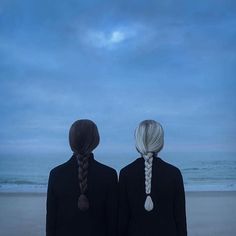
[118,120,187,236]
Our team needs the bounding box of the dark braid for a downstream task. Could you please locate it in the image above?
[69,119,100,211]
[76,153,89,211]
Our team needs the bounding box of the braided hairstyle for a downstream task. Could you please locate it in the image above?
[69,119,100,211]
[134,120,164,211]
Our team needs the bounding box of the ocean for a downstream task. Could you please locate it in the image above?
[0,152,235,192]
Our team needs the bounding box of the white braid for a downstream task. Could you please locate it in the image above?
[134,120,164,212]
[143,152,154,211]
[143,153,153,194]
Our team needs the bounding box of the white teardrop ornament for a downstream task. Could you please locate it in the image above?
[144,195,154,211]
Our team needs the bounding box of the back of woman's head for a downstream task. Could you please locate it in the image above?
[69,119,100,211]
[69,119,100,156]
[135,119,164,155]
[134,120,164,212]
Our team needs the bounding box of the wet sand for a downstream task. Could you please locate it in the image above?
[0,191,236,236]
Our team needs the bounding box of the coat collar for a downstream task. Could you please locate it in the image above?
[69,152,95,165]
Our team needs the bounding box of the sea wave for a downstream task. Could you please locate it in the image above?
[0,180,46,185]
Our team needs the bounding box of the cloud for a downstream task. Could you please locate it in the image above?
[110,31,125,43]
[82,24,141,49]
[0,0,235,156]
[85,29,125,49]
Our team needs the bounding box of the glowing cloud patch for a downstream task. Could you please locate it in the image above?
[110,31,125,43]
[85,29,131,49]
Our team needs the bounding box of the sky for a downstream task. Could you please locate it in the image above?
[0,0,235,162]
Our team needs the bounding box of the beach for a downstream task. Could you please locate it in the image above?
[0,191,235,236]
[186,191,236,236]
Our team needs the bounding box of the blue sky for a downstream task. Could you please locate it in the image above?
[0,0,235,161]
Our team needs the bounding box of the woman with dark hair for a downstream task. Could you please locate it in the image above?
[46,119,118,236]
[118,120,187,236]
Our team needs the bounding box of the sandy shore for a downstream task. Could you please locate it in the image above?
[186,191,236,236]
[0,191,236,236]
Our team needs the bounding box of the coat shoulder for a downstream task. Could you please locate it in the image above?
[50,157,117,178]
[158,157,183,178]
[49,159,71,176]
[119,157,182,178]
[93,159,118,178]
[119,157,143,177]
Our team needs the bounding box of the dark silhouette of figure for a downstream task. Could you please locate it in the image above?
[46,119,118,236]
[118,120,187,236]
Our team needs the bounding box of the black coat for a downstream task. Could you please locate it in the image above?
[46,153,118,236]
[118,157,187,236]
